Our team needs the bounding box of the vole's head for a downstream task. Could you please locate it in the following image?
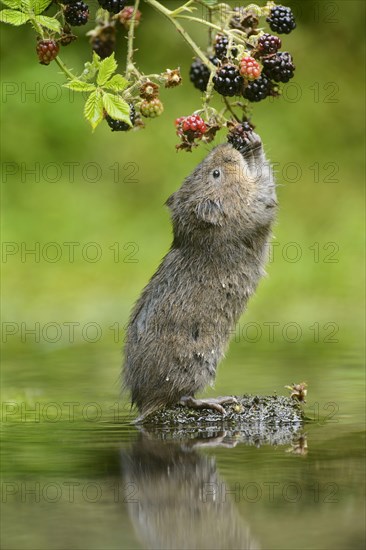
[167,136,277,246]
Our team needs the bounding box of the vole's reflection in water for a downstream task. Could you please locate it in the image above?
[121,431,261,550]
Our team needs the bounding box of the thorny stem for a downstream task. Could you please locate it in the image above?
[207,7,212,47]
[176,15,247,45]
[126,0,141,80]
[143,0,215,69]
[223,97,240,122]
[170,0,196,16]
[55,56,76,81]
[203,70,215,117]
[29,17,44,37]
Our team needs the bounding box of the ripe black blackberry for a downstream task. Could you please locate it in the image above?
[227,121,255,151]
[105,104,136,132]
[257,33,282,55]
[214,35,238,60]
[266,5,296,35]
[64,2,89,26]
[98,0,126,14]
[189,56,218,92]
[90,25,116,59]
[213,64,243,97]
[243,75,272,102]
[92,36,115,59]
[262,52,295,83]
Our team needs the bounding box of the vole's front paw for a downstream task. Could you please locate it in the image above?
[244,131,262,150]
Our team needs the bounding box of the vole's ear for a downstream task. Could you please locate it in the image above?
[195,199,224,226]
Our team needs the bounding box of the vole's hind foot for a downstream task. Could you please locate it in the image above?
[179,396,238,415]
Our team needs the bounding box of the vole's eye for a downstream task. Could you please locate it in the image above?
[213,169,220,179]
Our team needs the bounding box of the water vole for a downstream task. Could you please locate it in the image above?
[123,133,277,420]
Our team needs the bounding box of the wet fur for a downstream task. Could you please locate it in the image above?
[123,136,277,416]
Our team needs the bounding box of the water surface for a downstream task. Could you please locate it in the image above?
[1,345,365,549]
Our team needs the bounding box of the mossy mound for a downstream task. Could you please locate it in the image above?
[143,394,304,427]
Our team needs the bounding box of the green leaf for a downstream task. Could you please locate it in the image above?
[34,14,61,32]
[102,74,129,92]
[84,91,104,131]
[30,0,52,14]
[200,0,218,5]
[97,53,117,86]
[0,9,29,25]
[102,93,131,125]
[92,51,101,68]
[0,0,23,9]
[79,62,98,82]
[64,80,96,92]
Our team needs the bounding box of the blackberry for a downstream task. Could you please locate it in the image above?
[90,25,116,59]
[64,2,89,26]
[267,5,296,35]
[243,75,272,102]
[257,33,282,55]
[140,98,164,118]
[98,0,126,14]
[91,36,115,59]
[213,64,243,97]
[189,56,218,92]
[227,121,255,151]
[118,5,142,28]
[175,114,207,140]
[36,39,59,65]
[262,52,295,83]
[239,56,262,80]
[214,35,238,60]
[105,103,136,131]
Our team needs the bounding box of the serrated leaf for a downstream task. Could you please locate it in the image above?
[79,61,98,82]
[34,15,61,32]
[92,51,101,68]
[102,93,131,125]
[97,53,117,86]
[0,9,29,25]
[0,0,23,9]
[31,0,52,14]
[84,91,104,131]
[102,74,129,92]
[64,80,96,92]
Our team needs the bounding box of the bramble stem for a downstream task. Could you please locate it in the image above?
[126,0,141,80]
[203,70,215,117]
[29,17,44,37]
[170,0,196,16]
[55,57,76,81]
[176,15,246,45]
[143,0,214,69]
[223,97,240,122]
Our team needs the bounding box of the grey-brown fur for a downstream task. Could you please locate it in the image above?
[123,134,277,417]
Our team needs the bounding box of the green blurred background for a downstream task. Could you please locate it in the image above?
[1,0,365,412]
[1,2,365,549]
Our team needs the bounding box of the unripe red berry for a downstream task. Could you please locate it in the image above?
[36,39,59,65]
[239,56,262,80]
